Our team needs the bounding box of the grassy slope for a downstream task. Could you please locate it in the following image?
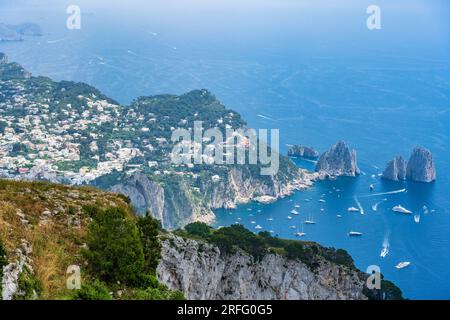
[0,179,132,299]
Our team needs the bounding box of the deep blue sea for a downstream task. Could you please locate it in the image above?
[1,0,449,299]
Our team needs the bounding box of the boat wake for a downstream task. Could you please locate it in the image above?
[354,196,365,215]
[380,234,390,258]
[372,198,387,211]
[360,188,407,198]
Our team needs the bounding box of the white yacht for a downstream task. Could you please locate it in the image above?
[392,205,412,214]
[348,231,363,236]
[395,262,411,269]
[294,204,301,208]
[255,225,263,230]
[290,209,299,215]
[287,216,293,220]
[347,207,359,212]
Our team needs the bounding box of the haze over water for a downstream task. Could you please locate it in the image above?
[1,0,449,299]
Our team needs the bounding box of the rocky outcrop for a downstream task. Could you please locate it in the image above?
[287,145,319,159]
[315,141,360,178]
[200,166,315,210]
[2,240,33,300]
[110,172,214,230]
[406,147,436,183]
[382,156,406,181]
[157,235,367,300]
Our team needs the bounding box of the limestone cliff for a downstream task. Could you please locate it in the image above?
[287,145,319,159]
[315,141,360,178]
[110,172,214,230]
[382,156,407,181]
[157,234,367,300]
[406,147,436,183]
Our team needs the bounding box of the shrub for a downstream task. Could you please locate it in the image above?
[71,280,112,300]
[137,213,162,275]
[184,222,211,238]
[83,207,145,285]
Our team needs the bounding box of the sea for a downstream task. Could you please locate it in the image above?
[1,0,449,299]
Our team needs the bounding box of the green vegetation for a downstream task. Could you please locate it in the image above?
[71,280,112,300]
[15,266,43,300]
[138,213,162,275]
[83,207,145,285]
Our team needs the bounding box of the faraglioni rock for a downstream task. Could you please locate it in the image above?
[382,156,407,181]
[287,145,319,159]
[406,147,436,183]
[315,141,360,177]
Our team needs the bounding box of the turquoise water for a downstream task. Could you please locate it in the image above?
[1,0,449,299]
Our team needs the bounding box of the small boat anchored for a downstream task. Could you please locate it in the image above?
[392,205,412,214]
[395,262,411,269]
[290,209,299,215]
[347,207,359,212]
[348,231,363,237]
[414,214,420,223]
[255,225,263,230]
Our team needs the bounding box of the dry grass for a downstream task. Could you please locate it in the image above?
[0,178,133,299]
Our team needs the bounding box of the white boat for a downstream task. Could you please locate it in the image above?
[347,207,359,212]
[250,221,256,224]
[380,247,389,258]
[392,205,412,214]
[304,198,311,202]
[267,218,273,221]
[319,199,326,203]
[287,216,293,220]
[290,225,296,229]
[237,217,242,221]
[337,214,342,218]
[395,262,411,269]
[290,209,299,215]
[369,184,375,191]
[422,205,429,214]
[414,214,420,223]
[295,232,306,237]
[348,231,363,236]
[294,204,300,208]
[305,220,316,225]
[257,209,262,213]
[255,225,263,230]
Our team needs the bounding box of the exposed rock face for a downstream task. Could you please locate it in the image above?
[315,141,360,178]
[287,145,319,159]
[382,156,407,181]
[406,147,436,183]
[2,240,33,300]
[200,166,315,210]
[157,235,367,300]
[110,172,214,230]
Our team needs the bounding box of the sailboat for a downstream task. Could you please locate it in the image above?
[305,213,316,225]
[295,223,306,237]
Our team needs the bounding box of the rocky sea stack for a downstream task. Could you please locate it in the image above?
[406,147,436,183]
[382,147,436,183]
[382,156,407,181]
[287,145,319,159]
[315,141,360,177]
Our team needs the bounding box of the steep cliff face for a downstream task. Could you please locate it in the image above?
[110,173,214,230]
[157,235,367,300]
[406,147,436,183]
[382,156,407,181]
[287,145,319,159]
[315,141,360,178]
